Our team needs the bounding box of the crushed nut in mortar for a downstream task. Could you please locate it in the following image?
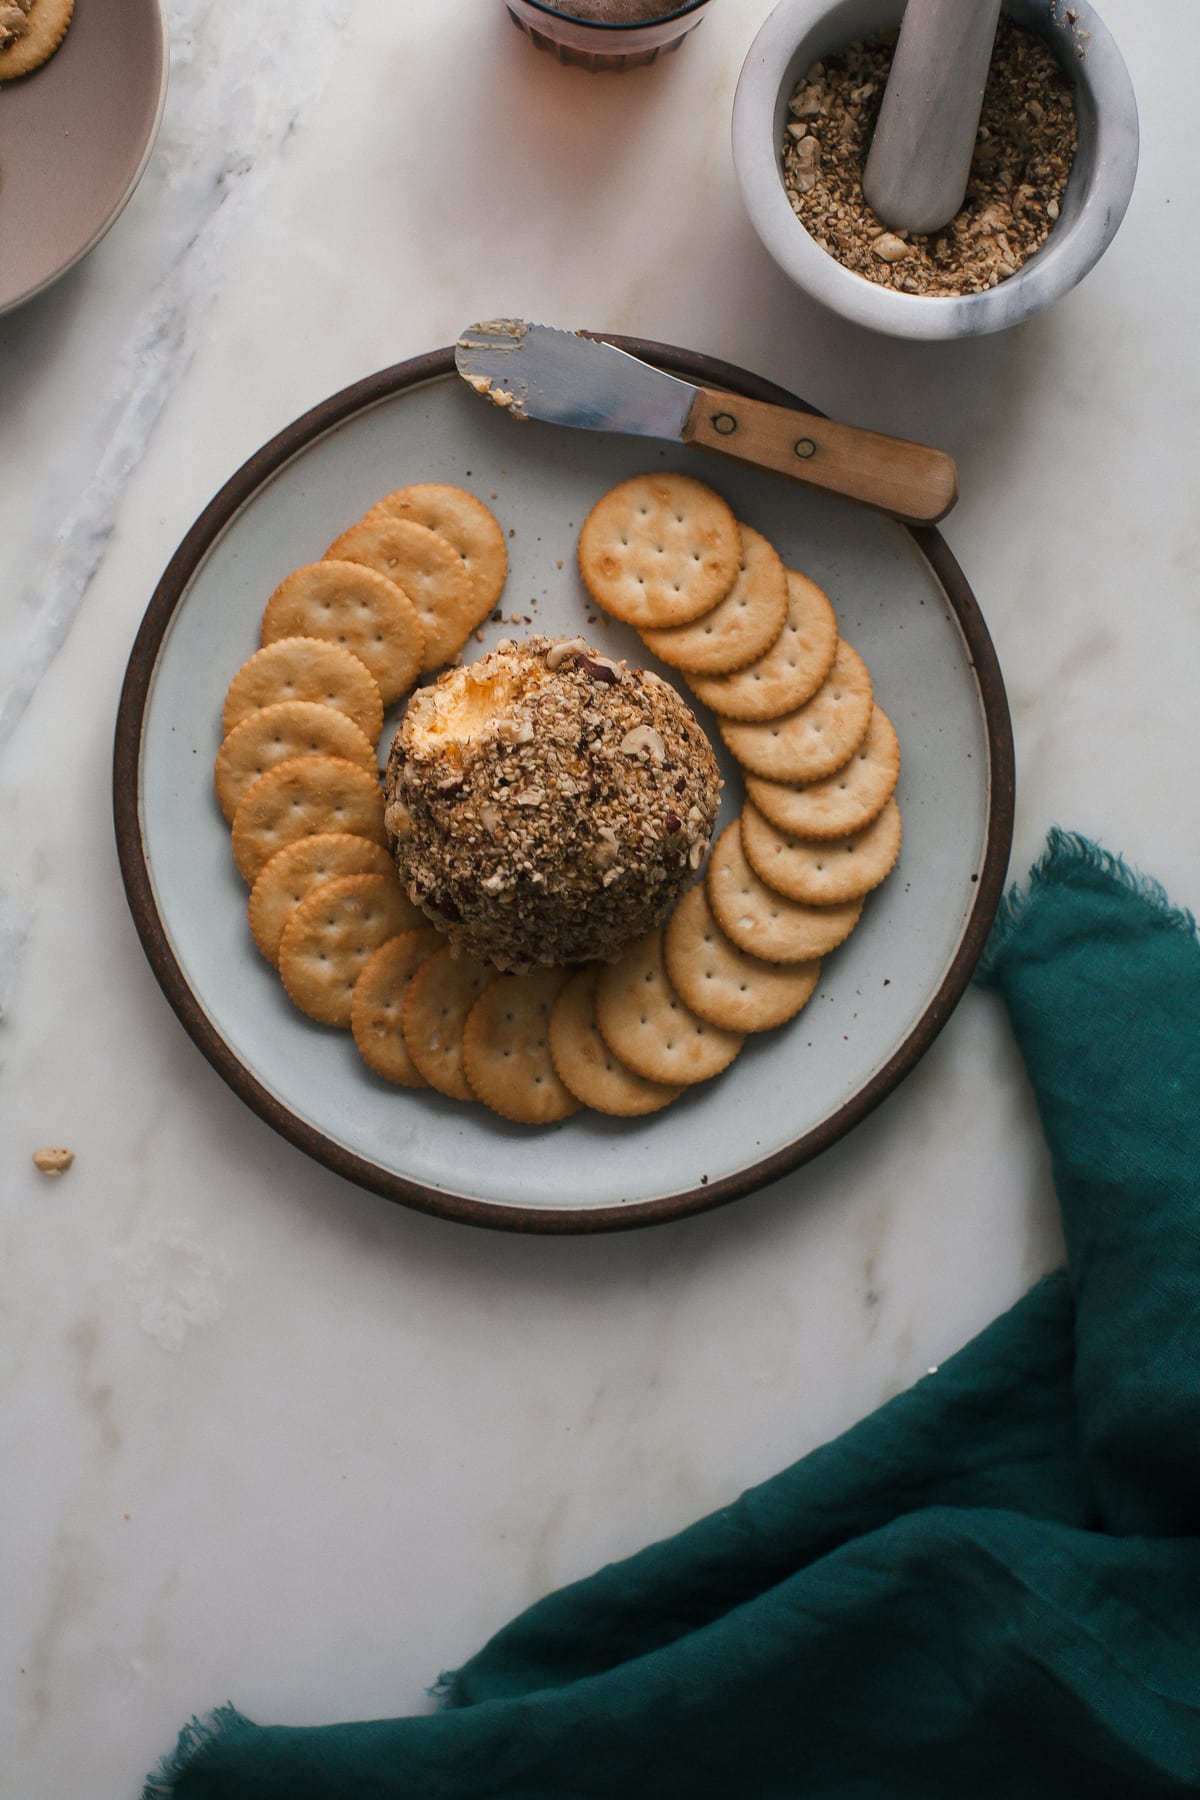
[781,17,1078,296]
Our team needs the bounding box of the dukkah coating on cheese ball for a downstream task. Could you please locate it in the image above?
[383,636,722,972]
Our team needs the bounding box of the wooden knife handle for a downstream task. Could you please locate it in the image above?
[682,386,958,526]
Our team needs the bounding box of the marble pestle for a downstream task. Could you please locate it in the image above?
[863,0,1004,236]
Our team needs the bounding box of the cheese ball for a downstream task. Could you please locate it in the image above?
[383,636,721,972]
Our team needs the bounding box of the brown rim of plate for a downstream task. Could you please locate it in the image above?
[112,339,1015,1237]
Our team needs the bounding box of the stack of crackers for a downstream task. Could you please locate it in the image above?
[212,470,900,1129]
[573,470,902,1110]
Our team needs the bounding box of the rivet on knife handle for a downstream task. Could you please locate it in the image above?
[684,387,958,526]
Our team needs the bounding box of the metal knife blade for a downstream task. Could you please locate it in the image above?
[455,319,696,439]
[454,319,958,526]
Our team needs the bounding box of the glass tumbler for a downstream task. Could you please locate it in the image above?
[505,0,716,71]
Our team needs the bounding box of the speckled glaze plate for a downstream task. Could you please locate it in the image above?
[0,0,168,316]
[114,342,1013,1234]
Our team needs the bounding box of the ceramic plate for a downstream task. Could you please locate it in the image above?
[0,0,168,316]
[114,342,1013,1233]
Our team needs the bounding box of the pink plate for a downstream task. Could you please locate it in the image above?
[0,0,167,315]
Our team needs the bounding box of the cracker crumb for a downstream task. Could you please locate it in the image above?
[32,1147,74,1176]
[0,0,32,47]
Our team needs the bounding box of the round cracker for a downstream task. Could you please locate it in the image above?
[745,707,900,841]
[261,561,424,706]
[350,929,445,1087]
[718,640,874,783]
[594,928,743,1088]
[364,483,508,620]
[0,0,73,80]
[248,832,407,966]
[214,700,377,823]
[686,568,839,722]
[325,517,478,675]
[663,883,820,1033]
[706,821,864,964]
[278,873,430,1029]
[461,968,580,1125]
[741,797,902,906]
[221,637,383,742]
[578,472,740,630]
[231,755,387,884]
[549,966,683,1118]
[401,946,494,1101]
[638,523,789,676]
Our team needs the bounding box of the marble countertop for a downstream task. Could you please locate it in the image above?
[3,1,1197,1792]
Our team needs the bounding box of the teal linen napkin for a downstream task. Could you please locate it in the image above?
[147,831,1200,1799]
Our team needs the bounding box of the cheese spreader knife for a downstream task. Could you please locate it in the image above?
[455,320,958,526]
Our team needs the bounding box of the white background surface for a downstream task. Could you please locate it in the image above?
[2,2,1196,1794]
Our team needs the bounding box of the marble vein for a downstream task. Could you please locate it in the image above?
[0,0,352,1008]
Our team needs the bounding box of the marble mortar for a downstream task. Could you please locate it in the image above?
[731,0,1140,340]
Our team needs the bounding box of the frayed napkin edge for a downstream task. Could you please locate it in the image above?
[143,1705,255,1799]
[976,828,1198,988]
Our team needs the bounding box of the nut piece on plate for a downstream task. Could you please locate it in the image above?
[0,0,73,81]
[383,636,722,972]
